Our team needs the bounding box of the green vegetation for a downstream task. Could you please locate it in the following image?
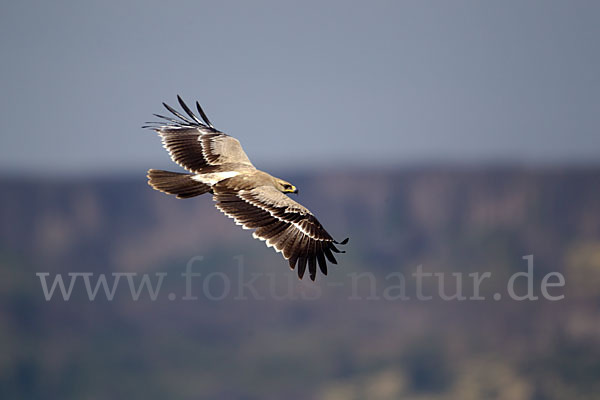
[1,168,599,399]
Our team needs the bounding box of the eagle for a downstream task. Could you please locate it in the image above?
[144,96,348,281]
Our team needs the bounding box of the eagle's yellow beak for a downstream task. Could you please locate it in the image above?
[282,185,298,194]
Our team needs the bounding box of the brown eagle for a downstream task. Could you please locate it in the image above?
[145,96,347,281]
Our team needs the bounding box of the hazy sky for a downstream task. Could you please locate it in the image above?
[1,0,599,174]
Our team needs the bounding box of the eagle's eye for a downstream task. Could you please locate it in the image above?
[283,184,291,189]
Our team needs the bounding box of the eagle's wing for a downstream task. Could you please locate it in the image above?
[212,184,348,281]
[143,96,254,172]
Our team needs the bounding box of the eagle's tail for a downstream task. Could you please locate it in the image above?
[147,169,211,199]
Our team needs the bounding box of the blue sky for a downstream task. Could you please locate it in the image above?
[1,0,599,174]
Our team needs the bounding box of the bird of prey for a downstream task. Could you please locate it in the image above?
[144,96,348,281]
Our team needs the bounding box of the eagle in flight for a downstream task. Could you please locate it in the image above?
[145,96,348,281]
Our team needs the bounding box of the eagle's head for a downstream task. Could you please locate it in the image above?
[275,178,298,194]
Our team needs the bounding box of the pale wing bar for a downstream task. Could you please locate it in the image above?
[144,96,254,172]
[213,186,347,281]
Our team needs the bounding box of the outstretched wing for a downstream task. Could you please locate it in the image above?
[144,96,254,172]
[212,184,348,281]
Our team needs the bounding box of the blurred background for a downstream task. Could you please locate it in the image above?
[1,1,600,399]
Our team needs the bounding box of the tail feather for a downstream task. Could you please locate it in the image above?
[147,169,211,199]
